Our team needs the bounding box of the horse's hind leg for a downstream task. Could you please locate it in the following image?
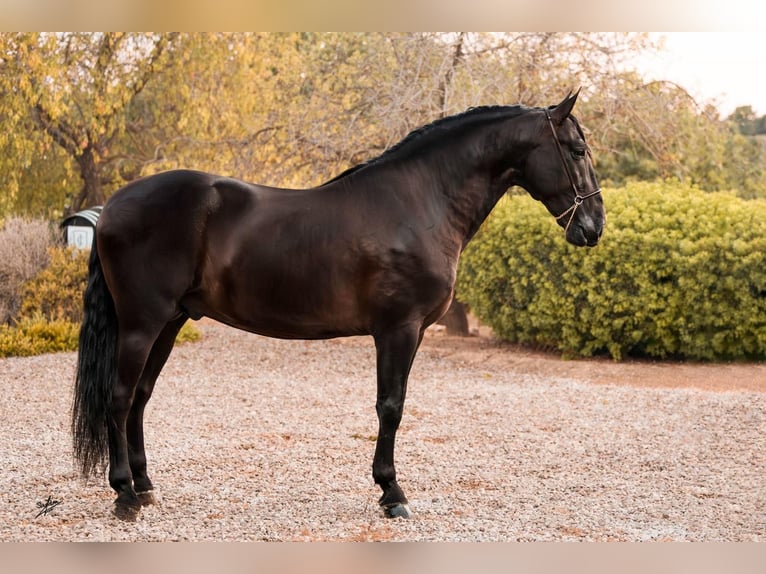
[108,320,167,516]
[127,315,188,505]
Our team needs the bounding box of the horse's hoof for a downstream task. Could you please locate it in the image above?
[137,491,156,506]
[113,501,141,521]
[383,503,412,519]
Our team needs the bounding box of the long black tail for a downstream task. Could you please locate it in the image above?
[72,240,118,477]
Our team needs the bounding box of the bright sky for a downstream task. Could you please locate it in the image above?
[634,32,766,118]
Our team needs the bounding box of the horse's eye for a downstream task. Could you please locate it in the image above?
[571,148,586,160]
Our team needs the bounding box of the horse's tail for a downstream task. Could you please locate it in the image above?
[72,239,118,477]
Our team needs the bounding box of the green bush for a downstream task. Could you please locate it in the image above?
[0,315,79,357]
[457,181,766,361]
[0,245,202,357]
[21,246,90,322]
[176,323,203,344]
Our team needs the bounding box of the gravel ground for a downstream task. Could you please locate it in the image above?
[1,320,764,541]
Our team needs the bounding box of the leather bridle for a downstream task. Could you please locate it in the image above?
[544,109,602,234]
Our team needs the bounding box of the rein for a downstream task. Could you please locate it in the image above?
[544,109,602,233]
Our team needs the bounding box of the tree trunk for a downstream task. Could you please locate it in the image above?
[70,146,105,214]
[438,298,470,336]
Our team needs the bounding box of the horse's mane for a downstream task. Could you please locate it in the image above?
[322,104,534,186]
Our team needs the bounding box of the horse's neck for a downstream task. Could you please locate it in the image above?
[429,174,498,246]
[433,146,523,247]
[345,113,530,248]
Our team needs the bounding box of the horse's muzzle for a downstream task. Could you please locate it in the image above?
[566,220,603,247]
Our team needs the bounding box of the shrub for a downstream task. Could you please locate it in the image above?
[457,181,766,361]
[0,217,57,324]
[176,323,203,344]
[21,246,90,323]
[0,315,79,358]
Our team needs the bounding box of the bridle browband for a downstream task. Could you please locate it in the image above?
[544,109,602,234]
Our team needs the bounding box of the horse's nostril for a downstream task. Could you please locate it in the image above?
[583,224,602,246]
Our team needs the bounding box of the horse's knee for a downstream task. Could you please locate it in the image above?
[376,397,403,428]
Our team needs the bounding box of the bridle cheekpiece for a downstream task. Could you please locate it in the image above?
[544,109,602,234]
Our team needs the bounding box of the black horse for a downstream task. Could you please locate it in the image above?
[72,91,604,519]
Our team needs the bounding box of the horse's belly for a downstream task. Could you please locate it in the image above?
[204,312,368,340]
[180,285,369,340]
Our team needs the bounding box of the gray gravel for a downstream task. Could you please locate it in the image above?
[1,321,764,541]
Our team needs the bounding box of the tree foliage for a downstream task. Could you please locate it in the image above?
[1,32,765,220]
[0,33,177,215]
[583,77,766,197]
[729,105,766,136]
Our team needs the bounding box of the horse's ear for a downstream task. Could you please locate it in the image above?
[549,88,581,125]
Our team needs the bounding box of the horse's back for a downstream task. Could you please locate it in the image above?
[105,168,234,215]
[96,168,456,339]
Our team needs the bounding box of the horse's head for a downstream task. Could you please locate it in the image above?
[519,90,605,247]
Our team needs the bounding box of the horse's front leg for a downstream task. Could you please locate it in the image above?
[372,323,424,518]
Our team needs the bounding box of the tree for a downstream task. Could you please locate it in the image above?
[728,105,763,136]
[4,32,764,219]
[584,77,766,198]
[0,33,176,214]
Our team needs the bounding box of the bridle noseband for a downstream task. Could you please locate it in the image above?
[544,109,602,234]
